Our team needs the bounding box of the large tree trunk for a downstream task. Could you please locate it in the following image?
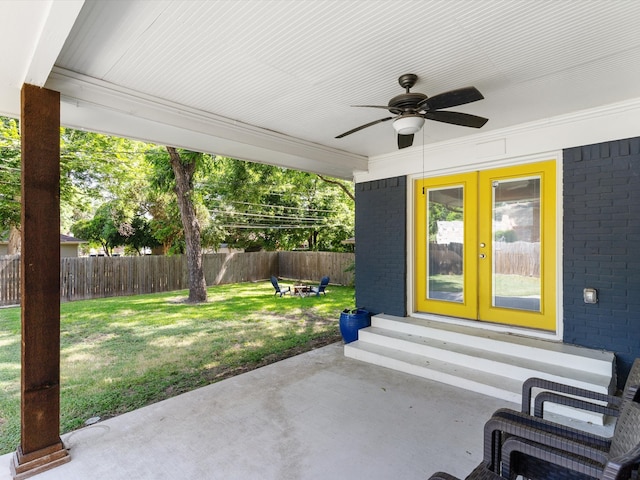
[7,224,21,255]
[166,146,207,303]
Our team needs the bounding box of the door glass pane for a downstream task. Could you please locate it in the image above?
[492,177,541,312]
[427,186,464,303]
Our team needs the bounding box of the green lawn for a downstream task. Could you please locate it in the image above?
[0,280,354,455]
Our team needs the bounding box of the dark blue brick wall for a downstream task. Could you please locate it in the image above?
[355,176,407,317]
[563,137,640,388]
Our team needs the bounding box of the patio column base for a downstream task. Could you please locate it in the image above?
[10,442,70,480]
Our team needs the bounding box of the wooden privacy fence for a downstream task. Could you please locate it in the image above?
[60,252,278,302]
[0,251,354,306]
[61,254,188,301]
[0,255,20,307]
[278,251,354,286]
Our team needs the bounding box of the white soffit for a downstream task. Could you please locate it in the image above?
[4,1,640,178]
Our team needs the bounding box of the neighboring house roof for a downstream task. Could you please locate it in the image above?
[59,234,86,244]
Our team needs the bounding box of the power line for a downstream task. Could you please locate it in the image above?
[218,224,326,230]
[211,209,324,223]
[206,198,336,213]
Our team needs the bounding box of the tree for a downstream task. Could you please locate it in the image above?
[167,147,207,302]
[60,128,152,233]
[205,158,354,252]
[0,118,21,253]
[126,216,159,255]
[1,116,153,252]
[148,147,210,303]
[71,206,160,256]
[71,203,126,256]
[2,114,354,262]
[146,190,185,254]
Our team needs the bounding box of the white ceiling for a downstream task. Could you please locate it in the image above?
[3,0,640,179]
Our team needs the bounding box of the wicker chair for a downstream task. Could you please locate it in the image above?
[428,404,640,480]
[484,400,640,479]
[431,363,640,480]
[522,358,640,418]
[482,358,640,469]
[429,440,640,480]
[428,463,504,480]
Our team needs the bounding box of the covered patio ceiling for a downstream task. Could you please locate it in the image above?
[3,1,640,180]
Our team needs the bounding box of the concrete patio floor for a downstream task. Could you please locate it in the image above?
[1,342,515,480]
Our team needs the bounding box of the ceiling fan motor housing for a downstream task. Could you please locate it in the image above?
[388,92,428,113]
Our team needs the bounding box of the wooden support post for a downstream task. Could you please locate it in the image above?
[11,84,70,479]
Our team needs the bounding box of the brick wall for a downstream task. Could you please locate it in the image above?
[563,137,640,388]
[355,176,407,317]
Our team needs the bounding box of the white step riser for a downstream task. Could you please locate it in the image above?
[345,342,606,425]
[344,344,520,404]
[372,315,612,377]
[357,328,607,392]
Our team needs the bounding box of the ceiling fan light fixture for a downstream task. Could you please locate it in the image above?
[393,115,425,135]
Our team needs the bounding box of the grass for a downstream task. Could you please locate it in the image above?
[0,280,354,455]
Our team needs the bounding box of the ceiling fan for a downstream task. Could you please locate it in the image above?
[335,74,488,149]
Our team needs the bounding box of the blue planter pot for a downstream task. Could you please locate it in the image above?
[339,309,371,344]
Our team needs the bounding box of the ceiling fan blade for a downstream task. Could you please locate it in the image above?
[398,134,414,149]
[352,105,403,114]
[335,116,394,138]
[425,110,488,128]
[419,86,484,111]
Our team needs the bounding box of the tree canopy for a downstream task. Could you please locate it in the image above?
[205,158,354,252]
[0,118,21,238]
[0,116,354,255]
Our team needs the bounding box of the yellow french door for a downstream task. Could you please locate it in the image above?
[415,161,556,331]
[415,172,478,319]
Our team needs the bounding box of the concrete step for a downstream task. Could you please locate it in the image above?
[371,314,615,380]
[357,326,611,390]
[345,341,523,403]
[344,314,616,424]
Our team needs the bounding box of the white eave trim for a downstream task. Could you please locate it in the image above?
[46,68,367,180]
